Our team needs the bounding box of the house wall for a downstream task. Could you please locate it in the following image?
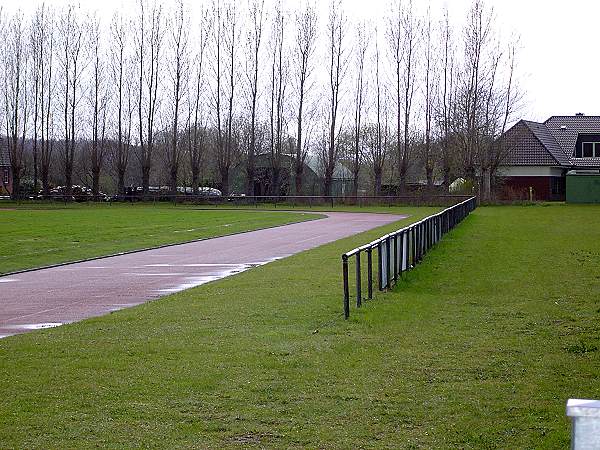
[498,166,565,177]
[499,176,565,201]
[0,166,11,196]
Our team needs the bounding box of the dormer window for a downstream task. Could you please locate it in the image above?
[576,142,600,158]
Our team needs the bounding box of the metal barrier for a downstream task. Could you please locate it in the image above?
[3,193,474,208]
[341,197,477,319]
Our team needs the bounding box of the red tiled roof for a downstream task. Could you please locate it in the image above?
[503,116,600,168]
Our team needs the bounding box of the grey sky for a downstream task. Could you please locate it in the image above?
[342,0,597,122]
[10,0,595,122]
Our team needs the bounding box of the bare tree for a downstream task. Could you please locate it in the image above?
[2,11,29,199]
[351,21,368,197]
[39,8,55,197]
[87,15,109,198]
[268,1,287,197]
[451,0,522,200]
[135,0,163,195]
[457,0,492,182]
[110,11,131,195]
[388,0,420,192]
[364,27,388,196]
[423,6,436,188]
[30,8,44,193]
[437,6,455,188]
[322,0,346,197]
[58,5,85,197]
[243,0,264,196]
[402,1,419,191]
[187,7,211,195]
[480,39,520,200]
[166,0,189,195]
[292,3,317,196]
[211,1,238,196]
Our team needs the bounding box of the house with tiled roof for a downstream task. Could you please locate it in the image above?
[500,114,600,201]
[0,146,12,196]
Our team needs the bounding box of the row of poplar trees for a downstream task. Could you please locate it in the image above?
[0,0,520,200]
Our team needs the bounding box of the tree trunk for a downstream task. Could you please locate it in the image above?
[170,165,178,197]
[294,162,304,195]
[399,159,408,193]
[192,168,200,195]
[92,166,100,198]
[41,168,50,197]
[374,170,382,196]
[271,167,281,197]
[220,167,229,197]
[352,167,359,197]
[142,164,150,196]
[426,164,434,188]
[482,167,491,202]
[33,143,38,193]
[323,169,333,197]
[10,169,20,201]
[65,159,73,198]
[246,153,255,196]
[117,168,126,196]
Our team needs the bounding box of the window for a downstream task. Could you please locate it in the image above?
[551,177,564,196]
[2,168,7,185]
[578,142,600,158]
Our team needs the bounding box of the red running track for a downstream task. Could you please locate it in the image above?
[0,211,406,338]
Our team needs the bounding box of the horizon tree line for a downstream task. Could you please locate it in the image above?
[0,0,521,201]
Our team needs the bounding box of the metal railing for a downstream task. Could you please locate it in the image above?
[341,196,477,319]
[2,193,474,208]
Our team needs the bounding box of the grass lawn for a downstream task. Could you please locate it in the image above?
[0,206,321,274]
[1,204,599,448]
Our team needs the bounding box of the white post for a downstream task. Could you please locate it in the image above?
[567,399,600,449]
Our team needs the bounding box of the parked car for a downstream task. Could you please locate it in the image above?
[39,185,108,202]
[198,187,222,197]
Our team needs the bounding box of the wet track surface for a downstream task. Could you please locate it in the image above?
[0,211,406,338]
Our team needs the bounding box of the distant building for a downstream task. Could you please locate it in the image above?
[0,146,11,197]
[236,153,352,196]
[500,115,600,201]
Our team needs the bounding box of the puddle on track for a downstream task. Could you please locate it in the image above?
[4,322,64,330]
[0,278,19,283]
[153,257,287,295]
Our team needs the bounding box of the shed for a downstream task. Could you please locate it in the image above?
[566,170,600,203]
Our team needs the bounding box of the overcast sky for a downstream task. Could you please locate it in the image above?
[9,0,595,122]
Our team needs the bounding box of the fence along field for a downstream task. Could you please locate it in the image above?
[341,197,477,318]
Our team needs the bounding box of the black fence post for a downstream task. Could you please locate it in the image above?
[417,223,421,261]
[393,234,398,284]
[378,242,383,291]
[343,255,350,319]
[410,226,415,268]
[367,247,373,300]
[386,237,391,290]
[356,251,362,307]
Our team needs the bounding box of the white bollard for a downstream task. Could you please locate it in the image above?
[567,399,600,449]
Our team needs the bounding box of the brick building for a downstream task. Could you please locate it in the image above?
[500,115,600,201]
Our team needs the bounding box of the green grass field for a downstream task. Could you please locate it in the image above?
[0,206,320,274]
[1,204,599,448]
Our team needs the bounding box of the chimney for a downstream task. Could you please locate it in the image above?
[576,113,585,116]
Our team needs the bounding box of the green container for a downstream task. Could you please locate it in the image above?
[566,171,600,203]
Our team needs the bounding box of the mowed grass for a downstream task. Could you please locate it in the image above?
[0,205,320,274]
[1,205,600,448]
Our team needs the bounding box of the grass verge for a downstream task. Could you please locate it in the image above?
[1,204,598,448]
[0,206,321,274]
